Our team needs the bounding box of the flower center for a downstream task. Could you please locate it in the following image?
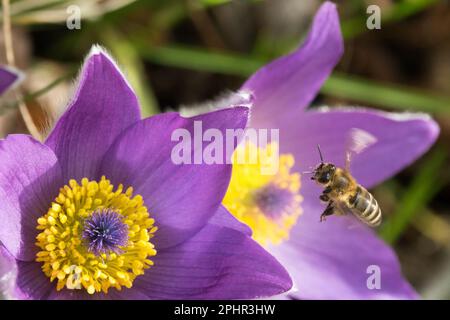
[223,142,302,246]
[35,176,157,295]
[82,209,129,256]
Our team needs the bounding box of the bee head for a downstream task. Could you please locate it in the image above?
[311,162,336,185]
[309,145,336,185]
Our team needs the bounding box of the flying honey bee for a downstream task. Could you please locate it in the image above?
[310,128,382,227]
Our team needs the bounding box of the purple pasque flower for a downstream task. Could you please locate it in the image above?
[221,2,439,299]
[0,66,23,96]
[0,46,292,299]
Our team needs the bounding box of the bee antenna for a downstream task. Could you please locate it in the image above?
[317,144,324,163]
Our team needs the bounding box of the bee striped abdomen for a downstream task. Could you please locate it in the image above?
[350,186,382,227]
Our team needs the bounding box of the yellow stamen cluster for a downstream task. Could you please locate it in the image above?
[35,176,157,295]
[223,142,302,246]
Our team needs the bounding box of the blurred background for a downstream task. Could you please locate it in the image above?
[0,0,449,299]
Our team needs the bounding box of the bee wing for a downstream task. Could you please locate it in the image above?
[345,128,377,172]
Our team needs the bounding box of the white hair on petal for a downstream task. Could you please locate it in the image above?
[87,44,135,94]
[179,90,254,117]
[380,111,432,121]
[315,105,433,122]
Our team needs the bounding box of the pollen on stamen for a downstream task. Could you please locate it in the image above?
[223,142,303,246]
[35,176,158,295]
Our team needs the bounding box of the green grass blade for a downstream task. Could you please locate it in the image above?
[136,43,262,77]
[101,28,159,117]
[379,146,448,244]
[322,73,450,115]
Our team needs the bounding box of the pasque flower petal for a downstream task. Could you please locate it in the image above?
[242,2,343,128]
[0,66,23,95]
[45,46,141,182]
[21,264,151,300]
[0,135,63,261]
[209,205,252,236]
[133,222,292,299]
[279,108,439,193]
[14,260,54,300]
[100,107,250,249]
[268,199,419,300]
[15,259,150,300]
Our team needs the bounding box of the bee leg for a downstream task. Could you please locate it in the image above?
[319,186,332,202]
[323,186,332,194]
[320,202,335,222]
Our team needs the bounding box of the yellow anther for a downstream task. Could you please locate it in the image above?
[52,203,62,213]
[45,244,56,251]
[58,241,66,250]
[47,216,56,225]
[59,214,67,224]
[56,281,65,291]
